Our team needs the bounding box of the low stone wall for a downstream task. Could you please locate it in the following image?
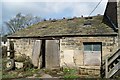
[79,66,100,77]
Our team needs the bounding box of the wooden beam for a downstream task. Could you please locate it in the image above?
[105,58,108,78]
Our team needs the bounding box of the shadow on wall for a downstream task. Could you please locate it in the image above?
[103,1,118,32]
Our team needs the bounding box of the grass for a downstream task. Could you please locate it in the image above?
[9,15,116,37]
[1,58,48,79]
[2,71,18,79]
[2,68,80,79]
[64,75,79,79]
[63,68,80,79]
[2,68,40,79]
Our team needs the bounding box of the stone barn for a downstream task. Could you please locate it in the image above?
[7,0,120,78]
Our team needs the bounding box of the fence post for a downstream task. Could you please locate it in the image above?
[105,58,108,78]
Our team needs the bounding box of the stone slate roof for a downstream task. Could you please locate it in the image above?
[8,15,117,38]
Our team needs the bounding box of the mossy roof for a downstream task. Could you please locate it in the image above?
[8,15,117,38]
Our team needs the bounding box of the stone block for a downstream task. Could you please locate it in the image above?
[15,62,23,69]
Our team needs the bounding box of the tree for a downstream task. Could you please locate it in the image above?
[4,13,42,33]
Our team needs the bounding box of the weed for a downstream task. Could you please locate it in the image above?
[64,75,79,79]
[63,68,79,79]
[2,68,40,79]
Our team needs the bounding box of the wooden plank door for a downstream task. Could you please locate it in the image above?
[46,40,60,68]
[32,40,42,67]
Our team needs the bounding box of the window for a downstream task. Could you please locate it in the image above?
[93,44,101,51]
[84,43,101,51]
[84,44,92,51]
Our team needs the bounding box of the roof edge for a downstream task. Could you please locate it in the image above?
[7,33,118,39]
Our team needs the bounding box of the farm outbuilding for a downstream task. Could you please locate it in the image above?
[6,0,120,78]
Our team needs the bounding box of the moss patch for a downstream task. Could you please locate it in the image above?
[8,15,116,37]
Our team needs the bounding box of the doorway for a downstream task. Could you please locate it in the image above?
[41,40,46,68]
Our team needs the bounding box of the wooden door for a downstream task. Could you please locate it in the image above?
[32,40,42,67]
[46,40,60,68]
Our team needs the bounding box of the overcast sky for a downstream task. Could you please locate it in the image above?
[1,0,109,34]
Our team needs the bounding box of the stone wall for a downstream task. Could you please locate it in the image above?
[60,36,118,68]
[7,36,118,70]
[79,66,100,77]
[7,38,36,59]
[104,0,120,47]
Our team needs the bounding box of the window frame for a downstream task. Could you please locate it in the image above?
[84,42,101,51]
